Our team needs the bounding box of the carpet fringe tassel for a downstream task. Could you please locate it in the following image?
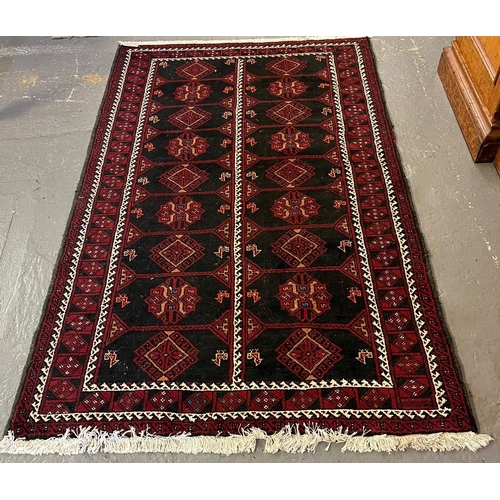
[0,425,492,456]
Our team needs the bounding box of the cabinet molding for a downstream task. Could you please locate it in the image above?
[438,37,500,172]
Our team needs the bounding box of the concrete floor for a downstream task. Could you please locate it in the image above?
[0,36,498,463]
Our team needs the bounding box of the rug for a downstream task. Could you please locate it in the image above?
[0,37,491,455]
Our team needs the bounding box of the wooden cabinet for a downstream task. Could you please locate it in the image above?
[438,36,500,175]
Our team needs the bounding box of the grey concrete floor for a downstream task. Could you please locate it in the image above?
[0,36,499,463]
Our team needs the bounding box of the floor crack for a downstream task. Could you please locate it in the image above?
[0,199,17,266]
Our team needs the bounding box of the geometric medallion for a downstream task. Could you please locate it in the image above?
[114,392,143,411]
[266,57,307,76]
[266,159,315,188]
[271,229,326,268]
[183,392,212,413]
[176,60,216,80]
[148,391,177,411]
[158,164,209,192]
[323,388,353,409]
[250,391,280,411]
[276,273,332,321]
[385,311,411,331]
[156,196,205,230]
[50,380,77,400]
[287,390,316,410]
[145,277,200,324]
[168,106,212,129]
[166,133,209,161]
[376,269,401,288]
[395,355,422,375]
[271,191,320,224]
[266,101,312,124]
[373,250,398,267]
[276,328,342,380]
[269,127,313,155]
[134,330,198,381]
[268,78,308,99]
[381,289,406,308]
[400,378,428,398]
[391,332,418,353]
[360,389,390,409]
[77,277,101,294]
[174,82,213,104]
[219,392,246,412]
[150,235,204,272]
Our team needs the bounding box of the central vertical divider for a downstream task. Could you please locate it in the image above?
[231,58,245,384]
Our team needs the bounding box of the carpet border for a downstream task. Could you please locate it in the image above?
[363,37,481,435]
[0,43,129,439]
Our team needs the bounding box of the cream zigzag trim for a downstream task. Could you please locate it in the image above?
[231,58,245,383]
[0,426,492,456]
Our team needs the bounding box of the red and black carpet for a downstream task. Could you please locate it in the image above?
[0,37,491,455]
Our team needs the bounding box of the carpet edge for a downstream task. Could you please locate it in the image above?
[362,37,482,434]
[118,36,363,47]
[0,426,492,456]
[0,43,130,441]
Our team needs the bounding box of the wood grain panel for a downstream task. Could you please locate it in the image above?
[456,36,494,105]
[477,36,500,79]
[487,82,500,124]
[438,45,500,162]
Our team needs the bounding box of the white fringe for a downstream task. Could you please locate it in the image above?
[263,425,493,454]
[118,37,360,47]
[0,425,492,456]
